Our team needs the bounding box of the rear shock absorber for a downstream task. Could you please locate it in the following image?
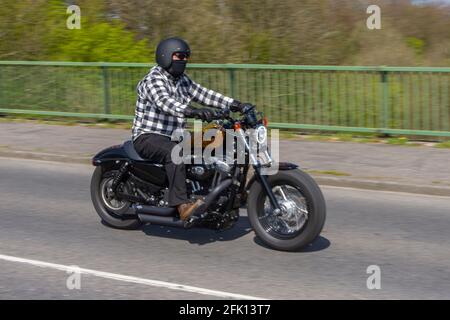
[111,162,130,193]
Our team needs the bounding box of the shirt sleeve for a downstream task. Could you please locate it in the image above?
[146,77,190,118]
[189,79,235,109]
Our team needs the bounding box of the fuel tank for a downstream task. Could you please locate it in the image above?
[190,123,224,150]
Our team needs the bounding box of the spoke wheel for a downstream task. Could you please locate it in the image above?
[259,184,309,239]
[247,169,326,251]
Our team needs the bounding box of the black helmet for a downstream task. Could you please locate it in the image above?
[155,37,191,70]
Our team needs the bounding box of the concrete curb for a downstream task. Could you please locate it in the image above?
[312,176,450,197]
[1,149,449,197]
[0,149,91,165]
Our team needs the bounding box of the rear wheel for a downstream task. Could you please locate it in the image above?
[247,169,326,251]
[90,166,142,229]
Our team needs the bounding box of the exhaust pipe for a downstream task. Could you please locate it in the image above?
[205,178,232,207]
[133,204,176,217]
[135,178,233,228]
[137,214,185,228]
[134,204,183,227]
[190,178,233,218]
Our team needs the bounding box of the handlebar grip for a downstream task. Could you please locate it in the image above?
[212,109,230,120]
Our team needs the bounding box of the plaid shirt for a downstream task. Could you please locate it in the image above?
[132,66,235,140]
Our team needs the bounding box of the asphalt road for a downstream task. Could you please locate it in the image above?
[0,157,449,299]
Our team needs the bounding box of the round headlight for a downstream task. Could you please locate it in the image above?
[256,125,267,144]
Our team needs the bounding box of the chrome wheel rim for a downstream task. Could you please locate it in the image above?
[259,185,309,238]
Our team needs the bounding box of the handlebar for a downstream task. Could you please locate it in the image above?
[210,108,231,121]
[203,104,260,128]
[210,104,256,120]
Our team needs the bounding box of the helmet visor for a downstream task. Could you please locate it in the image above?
[173,52,190,60]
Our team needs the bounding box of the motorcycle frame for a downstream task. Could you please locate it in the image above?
[92,128,299,218]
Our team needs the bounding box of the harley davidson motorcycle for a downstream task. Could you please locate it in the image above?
[90,105,326,251]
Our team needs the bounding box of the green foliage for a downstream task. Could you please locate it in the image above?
[406,37,425,56]
[0,0,153,62]
[307,170,351,177]
[1,0,450,65]
[246,32,273,63]
[52,21,153,62]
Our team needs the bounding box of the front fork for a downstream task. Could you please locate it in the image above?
[253,165,282,215]
[235,127,282,215]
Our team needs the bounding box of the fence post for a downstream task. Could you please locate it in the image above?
[102,65,111,115]
[228,68,236,98]
[0,66,2,108]
[380,70,389,129]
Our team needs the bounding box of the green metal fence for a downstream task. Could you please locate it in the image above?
[0,61,449,137]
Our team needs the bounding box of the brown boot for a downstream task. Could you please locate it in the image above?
[177,199,204,221]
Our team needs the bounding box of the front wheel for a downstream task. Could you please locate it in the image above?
[247,169,326,251]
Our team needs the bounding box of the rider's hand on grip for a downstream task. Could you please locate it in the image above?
[230,100,255,113]
[184,107,217,122]
[201,108,217,122]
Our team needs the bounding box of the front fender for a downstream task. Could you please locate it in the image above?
[245,162,299,191]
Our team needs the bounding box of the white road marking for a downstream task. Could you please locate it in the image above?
[0,254,266,300]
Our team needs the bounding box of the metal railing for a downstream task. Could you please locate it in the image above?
[0,61,449,137]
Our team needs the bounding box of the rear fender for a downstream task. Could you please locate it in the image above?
[92,143,129,166]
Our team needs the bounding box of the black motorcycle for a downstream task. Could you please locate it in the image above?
[90,105,326,251]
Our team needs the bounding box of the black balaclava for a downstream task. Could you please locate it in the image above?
[167,60,187,78]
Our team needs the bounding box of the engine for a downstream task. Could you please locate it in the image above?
[186,164,215,195]
[186,157,233,196]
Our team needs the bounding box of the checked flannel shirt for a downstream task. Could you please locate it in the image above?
[132,66,235,140]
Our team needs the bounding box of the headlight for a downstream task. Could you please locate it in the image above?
[256,125,267,144]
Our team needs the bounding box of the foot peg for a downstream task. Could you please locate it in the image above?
[183,206,209,228]
[183,215,199,228]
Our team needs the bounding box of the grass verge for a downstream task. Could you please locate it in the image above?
[307,170,351,177]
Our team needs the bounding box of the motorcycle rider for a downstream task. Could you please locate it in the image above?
[132,37,247,221]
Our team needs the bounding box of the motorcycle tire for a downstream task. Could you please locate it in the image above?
[247,169,326,251]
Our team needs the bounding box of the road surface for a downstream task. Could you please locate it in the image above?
[0,157,449,299]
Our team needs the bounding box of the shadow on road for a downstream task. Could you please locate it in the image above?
[253,235,331,253]
[141,216,253,245]
[140,215,331,253]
